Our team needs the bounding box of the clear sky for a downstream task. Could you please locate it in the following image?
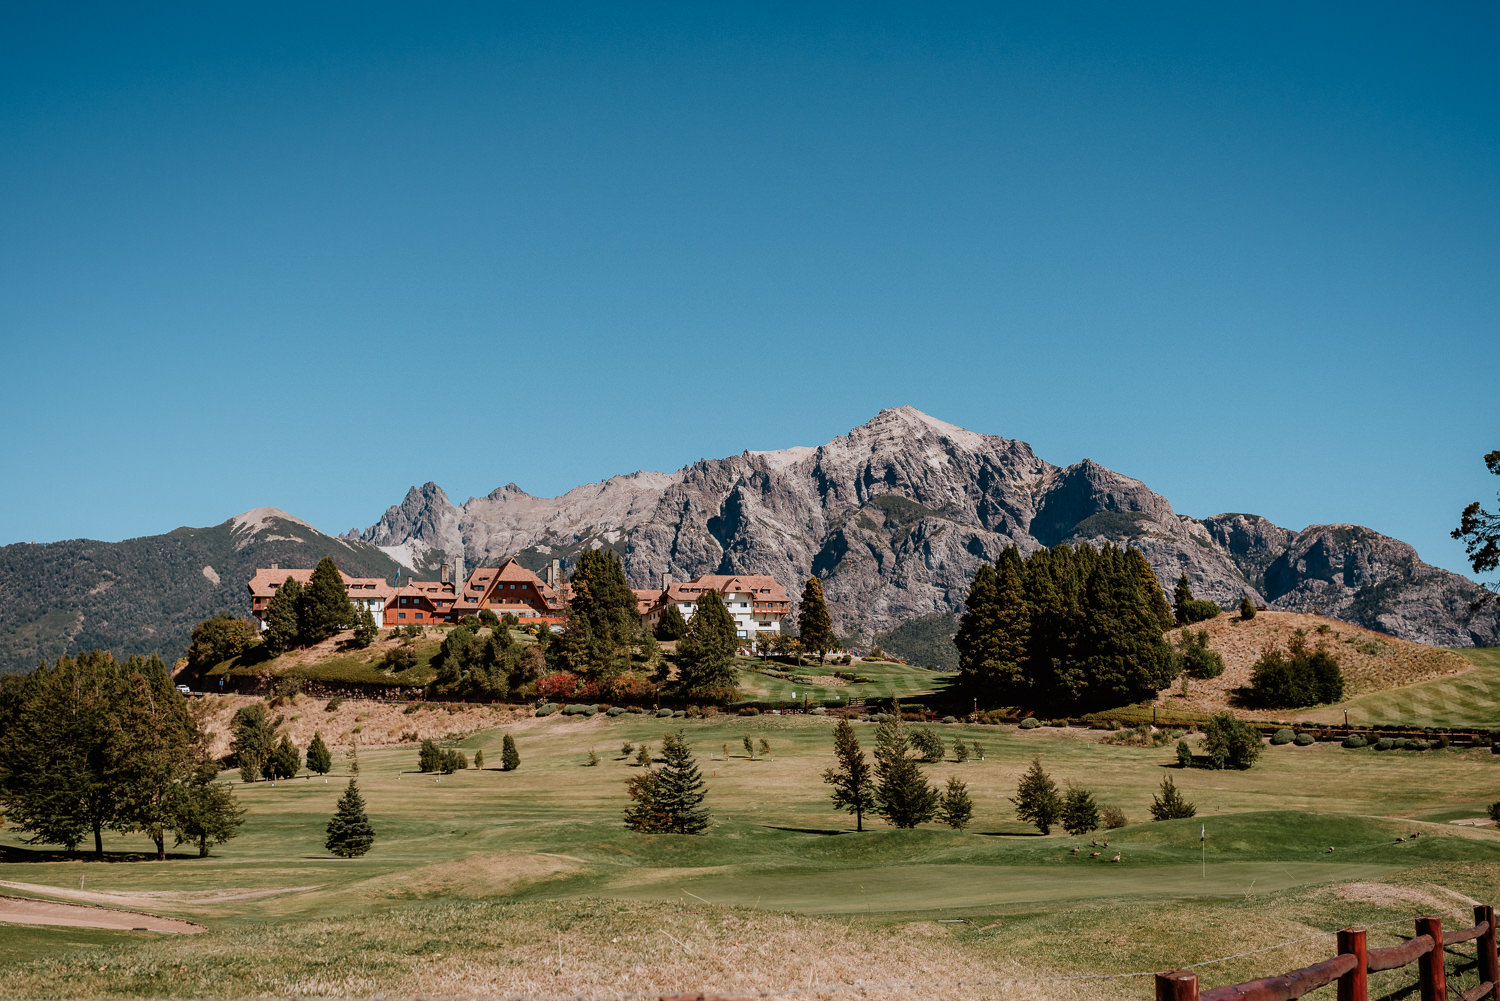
[2,3,1496,581]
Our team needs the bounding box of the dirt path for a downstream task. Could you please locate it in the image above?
[0,894,205,933]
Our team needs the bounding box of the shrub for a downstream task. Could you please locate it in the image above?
[535,703,560,717]
[1019,717,1041,729]
[325,697,344,712]
[1489,801,1500,824]
[1270,728,1294,745]
[1374,738,1395,750]
[1245,633,1345,709]
[537,672,582,701]
[942,715,958,724]
[1202,712,1262,770]
[1149,775,1197,821]
[657,708,675,718]
[585,750,600,766]
[1240,596,1257,620]
[1176,739,1192,768]
[1101,806,1129,829]
[418,739,443,772]
[738,707,760,716]
[383,646,418,672]
[1293,732,1315,746]
[810,706,827,715]
[1342,734,1368,749]
[1175,628,1225,679]
[1179,598,1222,625]
[606,706,627,716]
[562,703,598,717]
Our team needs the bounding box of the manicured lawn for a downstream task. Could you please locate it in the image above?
[1338,647,1500,728]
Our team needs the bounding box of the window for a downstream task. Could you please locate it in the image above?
[398,613,406,620]
[415,613,424,620]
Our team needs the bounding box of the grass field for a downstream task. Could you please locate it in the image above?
[734,657,955,706]
[6,704,1500,1000]
[1337,647,1500,729]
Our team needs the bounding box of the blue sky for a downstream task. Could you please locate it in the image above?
[2,2,1496,581]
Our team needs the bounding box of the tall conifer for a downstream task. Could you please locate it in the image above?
[797,577,837,664]
[823,718,876,831]
[302,557,353,644]
[324,779,375,857]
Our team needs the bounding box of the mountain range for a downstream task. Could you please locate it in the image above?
[0,407,1493,674]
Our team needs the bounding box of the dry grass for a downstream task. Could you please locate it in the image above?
[189,693,533,760]
[1159,612,1470,721]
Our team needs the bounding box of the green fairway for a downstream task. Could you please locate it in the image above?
[1340,647,1500,728]
[734,657,955,705]
[5,708,1500,998]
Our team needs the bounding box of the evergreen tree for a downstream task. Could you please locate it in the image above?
[324,779,375,857]
[473,748,484,768]
[1173,574,1194,626]
[623,731,710,833]
[271,735,302,780]
[822,719,876,831]
[173,758,245,858]
[264,577,302,654]
[302,557,353,644]
[351,607,378,648]
[742,734,755,759]
[1453,449,1500,586]
[797,577,837,664]
[306,732,333,775]
[674,589,740,702]
[1075,554,1177,706]
[656,603,689,641]
[501,734,520,771]
[1176,738,1192,768]
[873,714,937,828]
[568,549,640,666]
[230,704,276,783]
[1011,756,1062,834]
[1240,595,1257,620]
[1060,785,1100,836]
[1149,774,1197,820]
[418,739,444,773]
[1126,548,1175,632]
[938,776,973,830]
[956,551,1033,700]
[1175,628,1225,679]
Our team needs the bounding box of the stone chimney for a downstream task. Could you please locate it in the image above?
[454,554,465,586]
[661,572,671,591]
[270,562,279,571]
[441,562,450,584]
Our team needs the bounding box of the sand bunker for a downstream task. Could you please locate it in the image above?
[0,894,204,933]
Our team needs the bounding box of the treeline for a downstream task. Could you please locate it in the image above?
[955,544,1178,711]
[0,651,243,859]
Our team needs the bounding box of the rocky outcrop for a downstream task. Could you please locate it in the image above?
[352,406,1498,648]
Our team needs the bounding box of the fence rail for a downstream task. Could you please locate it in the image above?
[1158,907,1500,1001]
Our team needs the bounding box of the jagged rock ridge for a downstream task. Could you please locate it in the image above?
[354,407,1498,648]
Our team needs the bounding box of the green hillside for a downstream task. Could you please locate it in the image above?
[0,513,408,675]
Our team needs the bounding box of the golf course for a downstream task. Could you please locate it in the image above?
[5,653,1500,1000]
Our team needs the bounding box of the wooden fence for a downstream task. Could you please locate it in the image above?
[1157,907,1500,1001]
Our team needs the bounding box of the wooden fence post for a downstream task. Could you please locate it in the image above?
[1479,904,1500,989]
[1156,970,1198,1001]
[1416,916,1445,1001]
[1338,928,1368,1001]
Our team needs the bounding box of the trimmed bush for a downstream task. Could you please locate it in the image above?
[1293,732,1315,746]
[1270,728,1295,745]
[1019,717,1041,730]
[810,707,827,715]
[1101,806,1129,829]
[1342,734,1367,749]
[1374,738,1395,750]
[562,704,598,717]
[942,716,958,724]
[738,707,760,716]
[535,703,561,717]
[656,708,675,718]
[606,706,626,716]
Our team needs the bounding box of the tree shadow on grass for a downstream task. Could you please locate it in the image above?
[973,830,1047,837]
[0,845,197,863]
[762,826,849,836]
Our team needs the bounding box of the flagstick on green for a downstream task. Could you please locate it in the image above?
[1201,824,1206,878]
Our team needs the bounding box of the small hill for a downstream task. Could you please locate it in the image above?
[1160,611,1471,720]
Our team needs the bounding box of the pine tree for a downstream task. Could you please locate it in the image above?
[568,548,640,665]
[230,704,276,783]
[623,731,710,834]
[264,577,302,654]
[1173,574,1193,626]
[473,748,484,769]
[1011,756,1062,834]
[797,577,837,664]
[1060,785,1100,836]
[1176,738,1192,768]
[674,589,740,702]
[1126,548,1175,632]
[324,779,375,857]
[302,557,353,644]
[1149,774,1197,821]
[306,732,332,775]
[1240,595,1257,620]
[938,776,973,830]
[351,607,378,648]
[823,719,876,831]
[657,603,689,641]
[271,734,301,780]
[501,734,520,771]
[873,714,937,828]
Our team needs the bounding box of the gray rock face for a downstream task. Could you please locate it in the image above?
[352,407,1498,647]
